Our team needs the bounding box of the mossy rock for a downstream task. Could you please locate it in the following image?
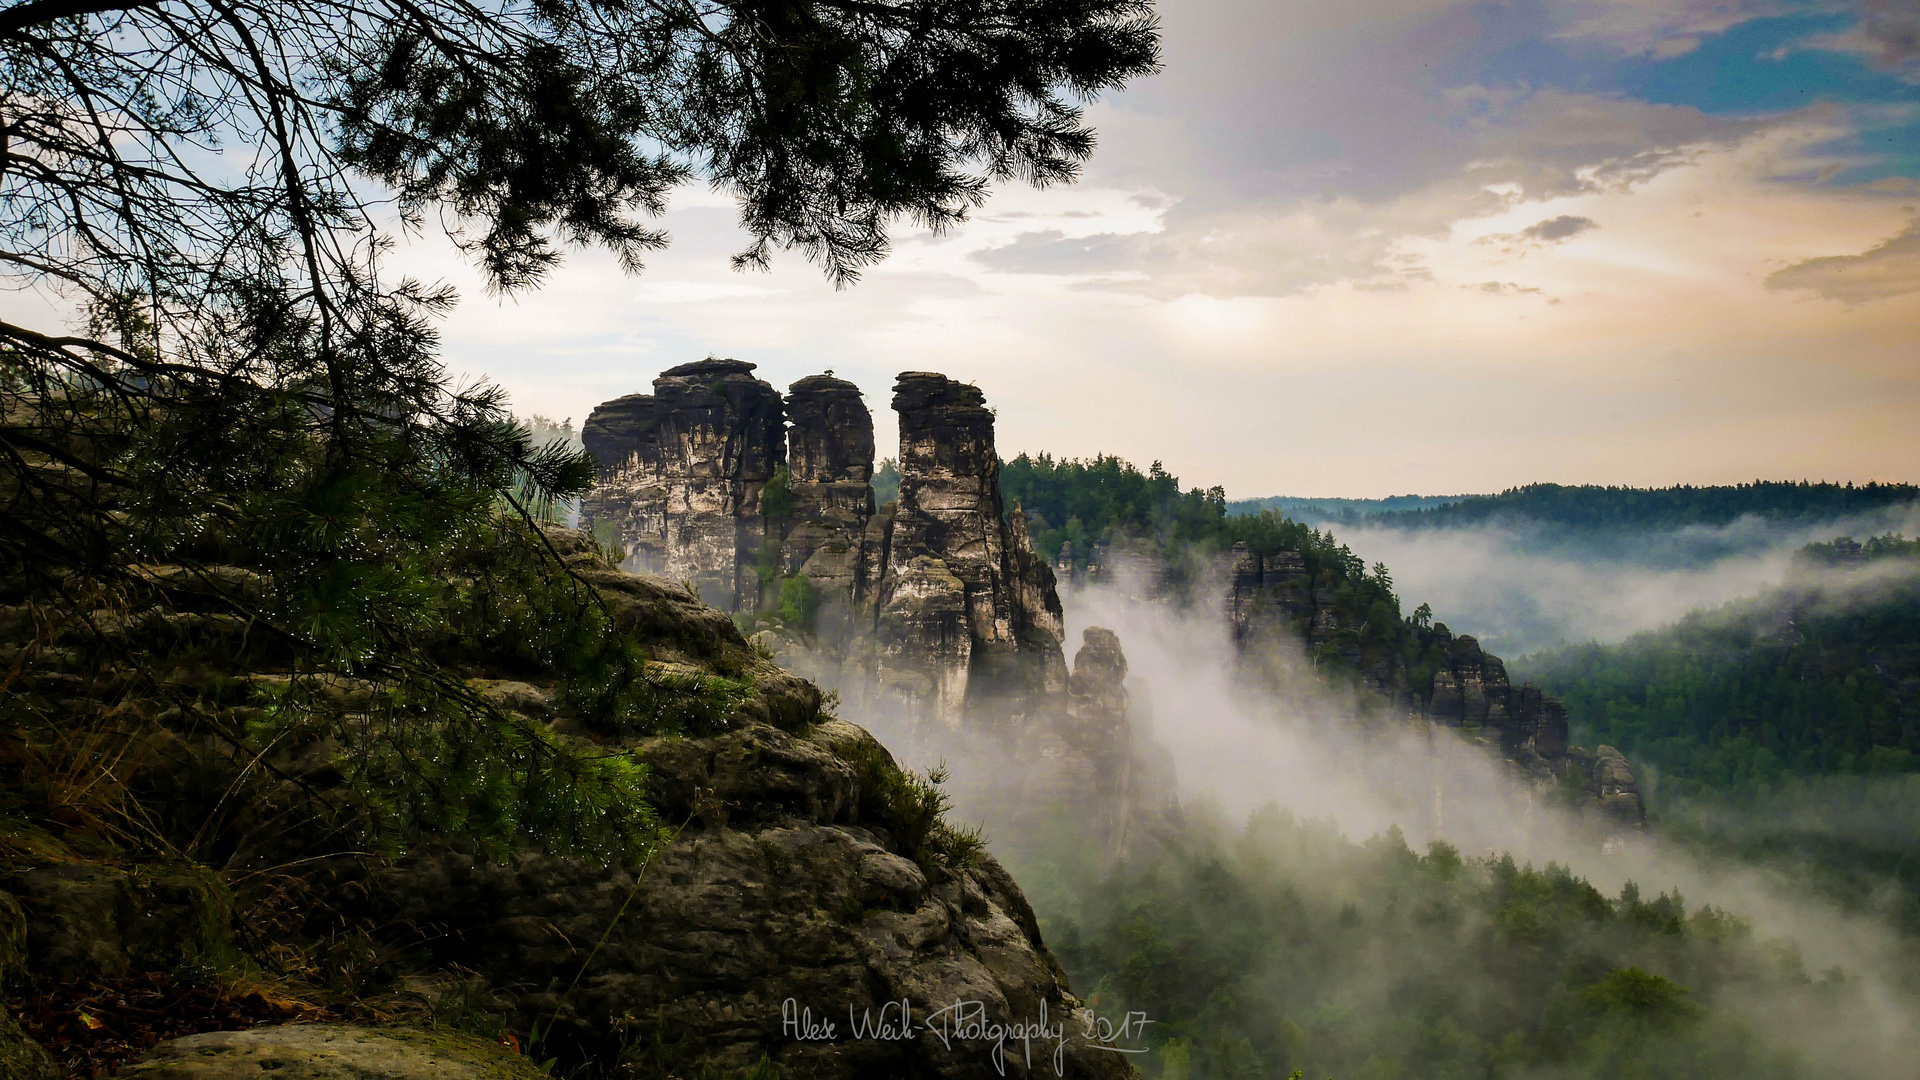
[1,1003,58,1080]
[121,1024,545,1079]
[5,861,233,983]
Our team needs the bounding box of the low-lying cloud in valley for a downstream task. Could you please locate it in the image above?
[1324,503,1920,657]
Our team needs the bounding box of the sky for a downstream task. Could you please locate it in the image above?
[402,0,1920,499]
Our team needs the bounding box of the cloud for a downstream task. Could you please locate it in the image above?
[1651,34,1702,58]
[1864,0,1920,66]
[1042,0,1774,297]
[1478,213,1601,252]
[1552,0,1797,55]
[1767,222,1920,302]
[1765,1,1920,80]
[976,86,1753,298]
[1470,280,1546,294]
[1521,214,1600,241]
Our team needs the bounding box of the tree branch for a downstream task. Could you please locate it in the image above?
[0,0,158,37]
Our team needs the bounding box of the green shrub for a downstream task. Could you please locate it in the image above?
[841,742,984,879]
[777,575,818,631]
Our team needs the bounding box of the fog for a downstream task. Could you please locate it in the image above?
[1326,503,1920,657]
[799,543,1920,1076]
[1042,578,1920,1075]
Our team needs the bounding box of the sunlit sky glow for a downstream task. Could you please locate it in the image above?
[422,0,1916,496]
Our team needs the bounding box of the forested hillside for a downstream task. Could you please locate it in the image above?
[1517,536,1920,933]
[1226,493,1471,522]
[1001,452,1387,587]
[1364,482,1917,532]
[1519,536,1920,797]
[1007,804,1880,1080]
[1000,452,1440,688]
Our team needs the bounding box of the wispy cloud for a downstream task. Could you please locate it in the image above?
[1767,221,1920,302]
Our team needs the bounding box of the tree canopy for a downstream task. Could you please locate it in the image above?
[2,0,1159,576]
[0,0,1158,862]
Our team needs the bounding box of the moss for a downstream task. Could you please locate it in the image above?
[0,1005,57,1080]
[837,737,984,880]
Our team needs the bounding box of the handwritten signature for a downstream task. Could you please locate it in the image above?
[781,997,1152,1076]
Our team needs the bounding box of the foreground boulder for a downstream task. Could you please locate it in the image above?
[123,1025,543,1080]
[368,718,1137,1079]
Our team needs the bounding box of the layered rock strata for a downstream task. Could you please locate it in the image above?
[1,527,1139,1080]
[580,359,785,611]
[1052,628,1177,855]
[873,375,1066,732]
[779,375,878,651]
[583,368,1071,738]
[371,717,1137,1080]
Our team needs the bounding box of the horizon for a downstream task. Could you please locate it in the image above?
[392,0,1920,500]
[6,0,1913,498]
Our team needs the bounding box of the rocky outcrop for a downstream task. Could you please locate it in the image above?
[124,1026,545,1080]
[1056,628,1177,856]
[583,368,1072,739]
[582,365,1165,872]
[2,863,230,985]
[580,359,785,611]
[1227,543,1391,696]
[1,893,57,1080]
[0,1008,56,1080]
[1224,542,1643,826]
[368,716,1137,1080]
[872,375,1065,733]
[780,375,877,651]
[3,527,1137,1080]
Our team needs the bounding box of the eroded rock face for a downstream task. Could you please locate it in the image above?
[3,863,229,985]
[581,359,785,610]
[583,367,1070,738]
[1224,541,1642,826]
[368,720,1137,1080]
[1054,628,1177,857]
[1,893,56,1080]
[875,374,1065,733]
[781,375,878,652]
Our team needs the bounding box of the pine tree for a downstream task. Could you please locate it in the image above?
[0,0,1159,864]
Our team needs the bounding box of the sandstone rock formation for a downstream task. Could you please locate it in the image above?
[2,526,1140,1080]
[581,365,1170,862]
[340,529,1138,1080]
[580,359,785,611]
[371,718,1136,1080]
[2,892,57,1080]
[872,375,1066,732]
[1224,541,1643,827]
[780,374,877,651]
[582,367,1072,738]
[1054,628,1177,856]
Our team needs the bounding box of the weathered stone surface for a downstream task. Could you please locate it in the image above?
[122,1025,544,1080]
[0,888,25,983]
[1054,628,1177,858]
[4,863,229,984]
[583,366,1075,739]
[0,1004,57,1080]
[781,375,879,652]
[577,366,1171,868]
[876,374,1065,733]
[1,894,56,1080]
[367,719,1136,1080]
[581,359,785,610]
